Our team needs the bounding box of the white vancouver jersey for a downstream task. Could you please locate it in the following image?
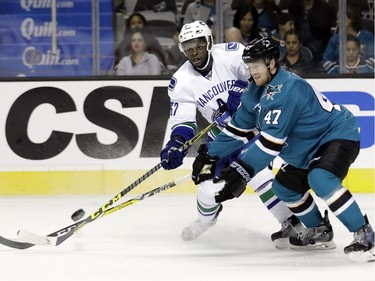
[167,42,249,136]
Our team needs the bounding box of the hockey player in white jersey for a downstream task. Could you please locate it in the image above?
[160,20,302,247]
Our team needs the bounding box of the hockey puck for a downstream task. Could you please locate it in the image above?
[71,209,85,221]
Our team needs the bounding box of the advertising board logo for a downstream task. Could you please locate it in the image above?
[20,0,74,11]
[324,91,374,149]
[23,46,61,68]
[3,86,374,161]
[21,18,76,40]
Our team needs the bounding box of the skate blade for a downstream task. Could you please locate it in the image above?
[273,238,289,249]
[347,248,375,263]
[290,240,337,251]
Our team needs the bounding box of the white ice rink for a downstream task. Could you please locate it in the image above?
[1,192,374,281]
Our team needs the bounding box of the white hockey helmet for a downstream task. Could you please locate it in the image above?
[178,20,213,53]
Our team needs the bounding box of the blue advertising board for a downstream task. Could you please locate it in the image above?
[0,0,114,76]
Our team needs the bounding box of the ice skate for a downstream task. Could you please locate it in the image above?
[181,204,222,241]
[271,215,303,249]
[344,215,375,262]
[289,210,336,250]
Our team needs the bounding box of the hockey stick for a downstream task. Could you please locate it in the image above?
[17,173,191,247]
[102,173,190,217]
[0,162,163,250]
[0,119,219,249]
[0,236,33,250]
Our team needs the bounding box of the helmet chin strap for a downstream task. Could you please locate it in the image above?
[196,43,212,71]
[196,52,211,71]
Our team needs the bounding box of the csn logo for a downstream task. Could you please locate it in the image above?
[5,86,171,160]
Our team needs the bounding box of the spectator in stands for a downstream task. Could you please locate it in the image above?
[323,5,374,73]
[224,27,244,43]
[164,25,187,73]
[114,12,167,68]
[233,3,265,45]
[115,28,165,75]
[327,35,374,74]
[183,0,233,30]
[288,0,335,63]
[269,12,295,58]
[280,30,315,75]
[250,0,281,33]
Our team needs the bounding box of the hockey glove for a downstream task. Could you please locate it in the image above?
[160,136,187,170]
[215,111,231,127]
[213,160,254,203]
[227,80,248,115]
[192,144,218,185]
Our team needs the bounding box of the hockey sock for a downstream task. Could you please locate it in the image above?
[255,180,293,223]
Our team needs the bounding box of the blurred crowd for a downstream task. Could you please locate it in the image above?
[112,0,374,76]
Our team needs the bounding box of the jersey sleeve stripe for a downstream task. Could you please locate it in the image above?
[258,135,283,152]
[171,122,197,140]
[225,124,258,140]
[171,122,197,133]
[222,127,249,144]
[260,131,286,144]
[255,138,280,156]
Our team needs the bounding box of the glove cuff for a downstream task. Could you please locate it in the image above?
[230,160,254,183]
[171,125,195,143]
[171,135,186,146]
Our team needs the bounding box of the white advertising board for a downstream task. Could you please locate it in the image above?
[0,78,373,194]
[0,78,373,170]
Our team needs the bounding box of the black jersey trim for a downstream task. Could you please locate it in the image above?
[258,135,283,152]
[226,125,256,141]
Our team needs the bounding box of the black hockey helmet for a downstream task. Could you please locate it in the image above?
[242,37,280,64]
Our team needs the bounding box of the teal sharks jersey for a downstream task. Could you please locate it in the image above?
[208,69,360,174]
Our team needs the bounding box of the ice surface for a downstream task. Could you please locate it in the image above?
[0,193,374,281]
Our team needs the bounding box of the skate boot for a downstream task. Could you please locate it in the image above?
[289,210,336,250]
[344,215,375,262]
[271,215,303,249]
[181,204,222,241]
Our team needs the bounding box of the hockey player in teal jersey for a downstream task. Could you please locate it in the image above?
[192,37,374,262]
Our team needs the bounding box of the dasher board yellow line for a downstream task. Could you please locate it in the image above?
[0,169,373,195]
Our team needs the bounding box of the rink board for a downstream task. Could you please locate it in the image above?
[0,168,373,195]
[0,78,373,195]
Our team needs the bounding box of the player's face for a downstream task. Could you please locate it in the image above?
[181,38,208,68]
[246,60,271,86]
